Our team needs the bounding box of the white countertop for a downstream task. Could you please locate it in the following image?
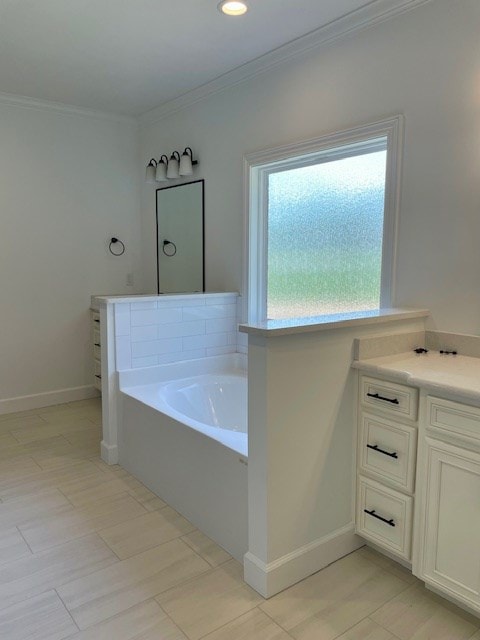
[353,351,480,404]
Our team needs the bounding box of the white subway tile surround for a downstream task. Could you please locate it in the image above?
[114,293,241,370]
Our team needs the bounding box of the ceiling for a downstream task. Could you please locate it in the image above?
[0,0,420,116]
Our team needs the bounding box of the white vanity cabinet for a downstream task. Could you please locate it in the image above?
[415,395,480,612]
[91,310,102,391]
[355,375,418,562]
[354,344,480,617]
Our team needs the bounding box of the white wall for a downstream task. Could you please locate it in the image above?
[0,102,142,408]
[140,0,480,334]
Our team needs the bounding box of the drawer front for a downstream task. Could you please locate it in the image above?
[92,311,101,326]
[359,412,417,493]
[94,359,102,391]
[356,475,413,561]
[427,396,480,447]
[361,376,418,421]
[94,343,101,360]
[93,328,101,347]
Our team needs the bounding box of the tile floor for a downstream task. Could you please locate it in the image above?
[1,397,479,639]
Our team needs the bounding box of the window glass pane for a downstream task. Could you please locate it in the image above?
[267,149,387,319]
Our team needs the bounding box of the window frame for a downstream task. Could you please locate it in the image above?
[243,116,404,323]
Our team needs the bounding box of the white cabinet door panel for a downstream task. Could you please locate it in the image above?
[422,437,480,608]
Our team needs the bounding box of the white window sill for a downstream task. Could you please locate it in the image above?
[239,308,429,337]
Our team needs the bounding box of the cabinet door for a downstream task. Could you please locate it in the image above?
[421,437,480,610]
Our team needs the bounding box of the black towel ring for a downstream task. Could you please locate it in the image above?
[109,237,125,256]
[162,239,177,257]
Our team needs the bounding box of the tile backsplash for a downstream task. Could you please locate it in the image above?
[114,293,245,370]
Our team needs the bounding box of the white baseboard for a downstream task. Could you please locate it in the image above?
[101,440,119,465]
[244,524,364,598]
[0,385,100,415]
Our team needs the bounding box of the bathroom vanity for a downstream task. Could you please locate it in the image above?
[353,336,480,616]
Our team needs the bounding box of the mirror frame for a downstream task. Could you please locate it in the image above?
[155,179,205,295]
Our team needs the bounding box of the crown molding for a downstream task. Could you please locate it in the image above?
[140,0,432,127]
[0,91,137,125]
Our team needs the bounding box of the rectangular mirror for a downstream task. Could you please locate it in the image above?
[156,180,205,293]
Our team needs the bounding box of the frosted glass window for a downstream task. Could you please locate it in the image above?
[246,117,403,324]
[266,150,387,319]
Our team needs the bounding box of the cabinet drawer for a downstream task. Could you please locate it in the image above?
[93,328,101,347]
[92,311,101,326]
[94,359,102,391]
[427,396,480,447]
[359,412,417,493]
[361,376,418,421]
[94,343,101,360]
[356,475,413,561]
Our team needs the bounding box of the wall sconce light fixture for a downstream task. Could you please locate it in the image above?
[156,155,169,182]
[145,158,157,184]
[179,147,195,176]
[166,151,180,179]
[145,147,198,183]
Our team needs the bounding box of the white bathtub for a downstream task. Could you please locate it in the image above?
[121,369,247,457]
[118,354,248,560]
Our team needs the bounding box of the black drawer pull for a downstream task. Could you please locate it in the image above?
[364,509,395,527]
[94,319,100,323]
[367,392,399,405]
[366,444,398,459]
[94,343,101,347]
[95,374,102,379]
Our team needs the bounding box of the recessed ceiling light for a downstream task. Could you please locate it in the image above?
[218,1,248,16]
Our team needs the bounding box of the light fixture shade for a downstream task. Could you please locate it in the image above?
[145,159,157,183]
[179,147,194,176]
[167,151,180,179]
[156,155,168,181]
